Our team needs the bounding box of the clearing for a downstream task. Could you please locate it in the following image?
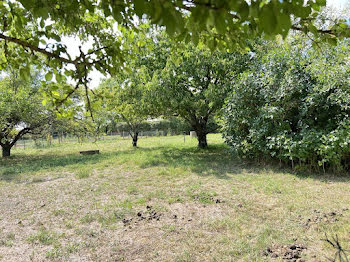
[0,134,349,261]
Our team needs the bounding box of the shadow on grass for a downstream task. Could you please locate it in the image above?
[292,169,350,183]
[0,152,116,182]
[1,143,349,183]
[0,144,248,181]
[0,145,231,181]
[135,145,350,183]
[136,144,245,179]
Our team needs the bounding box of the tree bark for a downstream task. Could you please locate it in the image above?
[132,132,138,147]
[2,144,11,158]
[196,131,208,148]
[190,117,209,148]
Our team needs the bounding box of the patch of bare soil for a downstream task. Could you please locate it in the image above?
[122,205,162,228]
[302,208,349,228]
[122,201,225,230]
[263,243,307,261]
[93,202,228,261]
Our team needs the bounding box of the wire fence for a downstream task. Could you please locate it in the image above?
[14,130,189,150]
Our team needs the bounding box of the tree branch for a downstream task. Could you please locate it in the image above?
[10,127,31,147]
[120,113,135,138]
[0,33,74,65]
[0,33,110,68]
[55,80,82,108]
[291,25,336,36]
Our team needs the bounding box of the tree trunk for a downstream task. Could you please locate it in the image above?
[191,119,209,148]
[197,131,208,148]
[132,132,138,147]
[2,144,11,158]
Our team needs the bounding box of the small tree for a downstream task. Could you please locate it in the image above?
[0,69,51,157]
[99,66,152,147]
[97,25,161,147]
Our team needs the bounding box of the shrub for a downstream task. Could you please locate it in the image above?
[223,39,350,171]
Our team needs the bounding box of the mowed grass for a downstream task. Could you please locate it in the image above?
[0,134,349,261]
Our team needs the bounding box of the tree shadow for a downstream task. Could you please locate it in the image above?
[134,145,350,183]
[291,169,350,183]
[0,152,117,182]
[0,144,246,181]
[126,144,293,180]
[1,143,349,183]
[135,145,243,179]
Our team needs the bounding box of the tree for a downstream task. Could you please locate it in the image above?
[0,68,52,157]
[98,66,153,147]
[96,25,165,147]
[0,0,347,103]
[151,40,250,148]
[44,83,107,143]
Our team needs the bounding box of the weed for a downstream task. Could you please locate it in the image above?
[75,169,91,179]
[27,228,60,246]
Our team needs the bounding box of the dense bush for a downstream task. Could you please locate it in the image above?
[223,39,350,171]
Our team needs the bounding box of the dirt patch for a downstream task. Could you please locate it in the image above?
[121,201,227,233]
[263,243,307,261]
[123,205,162,228]
[302,208,349,227]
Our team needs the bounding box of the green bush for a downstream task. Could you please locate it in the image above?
[223,39,350,171]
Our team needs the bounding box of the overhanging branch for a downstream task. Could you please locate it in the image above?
[291,25,336,36]
[0,33,74,65]
[0,33,110,68]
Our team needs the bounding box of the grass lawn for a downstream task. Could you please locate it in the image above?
[0,134,349,261]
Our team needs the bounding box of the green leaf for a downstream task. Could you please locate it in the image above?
[326,37,338,46]
[45,72,53,81]
[134,0,146,17]
[277,13,292,37]
[259,5,277,34]
[239,1,249,21]
[19,68,30,81]
[215,13,227,35]
[192,33,199,46]
[308,24,318,35]
[51,90,60,98]
[316,0,326,6]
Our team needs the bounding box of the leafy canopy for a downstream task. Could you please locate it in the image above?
[148,36,251,147]
[95,25,158,145]
[0,0,348,94]
[0,68,52,153]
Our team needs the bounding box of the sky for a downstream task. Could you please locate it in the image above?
[62,0,350,89]
[61,36,105,89]
[328,0,349,8]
